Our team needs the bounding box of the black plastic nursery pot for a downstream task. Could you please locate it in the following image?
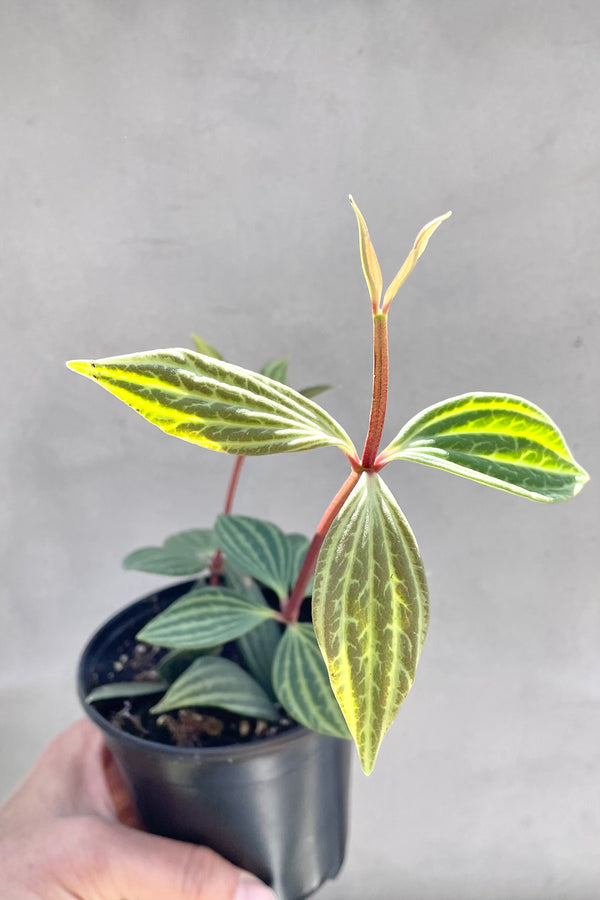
[78,582,352,900]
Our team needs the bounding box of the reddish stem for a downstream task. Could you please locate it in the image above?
[282,469,361,623]
[361,312,389,468]
[224,456,245,514]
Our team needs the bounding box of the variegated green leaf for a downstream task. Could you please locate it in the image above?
[67,350,356,458]
[224,562,282,699]
[191,334,223,360]
[261,358,288,384]
[313,472,429,774]
[215,514,291,600]
[86,680,167,704]
[123,529,217,575]
[150,655,279,720]
[136,586,277,649]
[236,620,281,701]
[272,623,350,739]
[378,393,589,502]
[157,648,222,684]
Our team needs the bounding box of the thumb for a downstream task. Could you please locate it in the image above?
[70,818,278,900]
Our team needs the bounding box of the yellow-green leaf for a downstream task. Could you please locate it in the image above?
[67,349,356,459]
[378,393,589,502]
[349,195,383,312]
[382,211,451,312]
[312,472,429,774]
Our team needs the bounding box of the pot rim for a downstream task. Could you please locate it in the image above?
[78,583,315,762]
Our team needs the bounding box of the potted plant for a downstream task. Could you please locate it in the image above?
[68,198,589,900]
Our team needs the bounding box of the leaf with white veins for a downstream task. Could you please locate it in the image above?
[67,350,356,458]
[150,655,279,720]
[136,586,277,649]
[225,562,282,699]
[215,514,291,600]
[123,529,216,575]
[378,393,589,502]
[313,472,429,774]
[272,623,350,739]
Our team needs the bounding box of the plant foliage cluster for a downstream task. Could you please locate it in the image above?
[70,200,588,773]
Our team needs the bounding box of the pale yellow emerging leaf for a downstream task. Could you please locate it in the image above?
[349,195,383,313]
[382,210,452,312]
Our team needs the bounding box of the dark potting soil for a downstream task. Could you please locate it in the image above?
[87,584,312,750]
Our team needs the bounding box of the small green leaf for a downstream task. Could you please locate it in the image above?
[191,334,223,360]
[313,472,429,774]
[299,384,333,400]
[150,655,279,720]
[225,563,282,699]
[136,586,277,649]
[261,358,288,384]
[123,529,217,575]
[86,681,167,704]
[236,620,281,701]
[272,623,350,739]
[349,195,383,312]
[215,514,291,600]
[66,350,356,459]
[378,393,589,502]
[286,533,313,597]
[382,211,451,312]
[157,648,221,684]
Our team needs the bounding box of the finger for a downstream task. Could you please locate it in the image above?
[66,817,277,900]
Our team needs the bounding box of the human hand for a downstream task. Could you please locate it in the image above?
[0,719,277,899]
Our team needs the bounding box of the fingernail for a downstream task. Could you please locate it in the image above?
[235,871,278,900]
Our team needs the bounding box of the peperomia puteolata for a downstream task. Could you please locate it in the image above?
[69,199,588,773]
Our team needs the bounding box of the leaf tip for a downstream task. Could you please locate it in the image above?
[573,467,590,495]
[135,625,150,643]
[382,209,452,311]
[355,736,380,775]
[349,195,383,312]
[66,359,93,376]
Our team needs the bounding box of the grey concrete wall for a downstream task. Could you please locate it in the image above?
[1,2,599,897]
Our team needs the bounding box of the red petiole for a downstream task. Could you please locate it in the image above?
[283,304,391,622]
